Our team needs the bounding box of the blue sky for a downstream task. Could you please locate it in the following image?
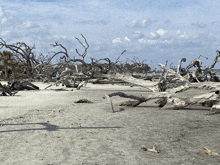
[0,0,220,69]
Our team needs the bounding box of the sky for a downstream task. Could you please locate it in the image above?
[0,0,220,69]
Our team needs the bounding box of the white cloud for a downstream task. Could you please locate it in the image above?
[0,0,219,68]
[112,38,122,43]
[138,38,144,43]
[130,31,145,39]
[127,20,141,28]
[127,19,156,28]
[156,29,167,36]
[1,17,7,23]
[0,7,22,28]
[0,30,20,41]
[1,30,10,36]
[78,20,107,25]
[177,30,181,34]
[124,37,130,41]
[23,22,40,29]
[148,32,160,40]
[142,19,155,28]
[179,32,188,39]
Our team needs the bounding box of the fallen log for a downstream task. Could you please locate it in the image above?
[9,81,39,90]
[115,74,160,92]
[104,90,220,112]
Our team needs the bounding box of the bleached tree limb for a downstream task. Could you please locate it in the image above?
[116,74,160,92]
[158,63,190,83]
[105,89,220,112]
[75,34,89,61]
[104,94,115,112]
[177,58,187,75]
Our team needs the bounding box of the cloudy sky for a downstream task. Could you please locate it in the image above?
[0,0,220,69]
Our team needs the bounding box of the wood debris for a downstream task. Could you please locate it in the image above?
[1,34,220,114]
[203,147,219,156]
[141,146,160,153]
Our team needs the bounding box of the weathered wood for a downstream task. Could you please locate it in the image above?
[177,58,187,75]
[105,89,220,111]
[77,80,88,90]
[115,100,141,107]
[210,102,220,113]
[158,63,189,83]
[45,84,52,89]
[0,83,18,96]
[116,74,160,92]
[104,94,115,113]
[9,81,39,90]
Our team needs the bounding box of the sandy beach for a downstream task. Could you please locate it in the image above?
[0,82,220,165]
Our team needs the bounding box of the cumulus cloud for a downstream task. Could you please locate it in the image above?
[112,38,122,43]
[124,37,130,41]
[130,31,145,39]
[127,19,155,28]
[192,22,207,28]
[0,30,20,41]
[0,7,22,27]
[148,32,160,40]
[106,29,219,67]
[179,32,188,39]
[78,20,107,25]
[156,29,167,36]
[143,19,155,28]
[127,20,141,28]
[22,22,40,29]
[1,30,10,36]
[1,17,7,23]
[0,1,219,68]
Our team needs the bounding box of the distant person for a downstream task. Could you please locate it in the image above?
[56,72,60,81]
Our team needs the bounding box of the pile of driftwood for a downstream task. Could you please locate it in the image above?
[1,34,220,113]
[104,51,220,113]
[0,81,39,96]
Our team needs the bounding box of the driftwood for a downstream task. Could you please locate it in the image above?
[77,80,88,90]
[104,89,220,112]
[0,83,18,96]
[9,81,39,90]
[141,146,160,153]
[203,147,219,156]
[116,74,160,92]
[0,81,40,96]
[2,33,220,115]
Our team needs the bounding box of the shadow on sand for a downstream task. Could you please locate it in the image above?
[0,122,123,133]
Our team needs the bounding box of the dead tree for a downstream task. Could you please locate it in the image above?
[0,50,20,80]
[75,34,89,61]
[171,52,220,83]
[0,38,39,78]
[46,35,127,88]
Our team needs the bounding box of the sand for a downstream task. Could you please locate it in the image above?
[0,82,220,165]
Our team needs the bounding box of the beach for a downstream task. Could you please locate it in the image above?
[0,82,220,165]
